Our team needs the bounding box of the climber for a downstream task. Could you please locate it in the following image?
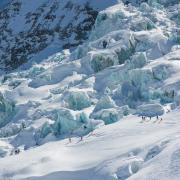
[102,40,108,49]
[80,125,88,141]
[159,118,163,123]
[21,122,26,129]
[172,90,175,98]
[69,130,73,143]
[142,116,145,120]
[14,148,20,155]
[156,116,159,120]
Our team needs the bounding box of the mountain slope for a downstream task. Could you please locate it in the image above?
[1,110,180,179]
[0,0,179,179]
[0,0,118,71]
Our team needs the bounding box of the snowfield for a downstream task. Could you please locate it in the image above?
[0,0,180,179]
[1,110,180,180]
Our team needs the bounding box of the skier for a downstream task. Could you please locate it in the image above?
[140,116,145,123]
[68,130,73,143]
[14,148,20,155]
[69,137,72,143]
[80,125,87,141]
[21,122,26,129]
[80,136,83,141]
[172,90,175,98]
[156,116,159,120]
[102,40,108,49]
[159,118,163,123]
[140,116,143,123]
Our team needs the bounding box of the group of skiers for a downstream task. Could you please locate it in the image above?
[141,115,163,123]
[68,113,166,143]
[10,107,169,151]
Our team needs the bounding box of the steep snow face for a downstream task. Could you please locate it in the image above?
[0,0,179,179]
[0,0,119,71]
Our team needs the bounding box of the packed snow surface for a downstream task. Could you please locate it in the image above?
[0,0,180,179]
[1,110,180,180]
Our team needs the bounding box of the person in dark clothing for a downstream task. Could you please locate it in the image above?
[69,130,73,143]
[102,40,108,49]
[14,148,20,155]
[172,90,175,98]
[21,122,26,129]
[80,125,88,141]
[69,137,72,143]
[159,118,163,123]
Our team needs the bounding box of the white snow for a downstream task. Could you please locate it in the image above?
[0,0,179,179]
[0,110,180,179]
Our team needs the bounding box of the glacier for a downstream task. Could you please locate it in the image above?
[0,0,179,179]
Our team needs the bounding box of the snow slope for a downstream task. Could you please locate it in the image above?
[0,0,119,71]
[1,110,180,179]
[0,0,179,179]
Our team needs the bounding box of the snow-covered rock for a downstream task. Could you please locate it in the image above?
[93,95,116,113]
[137,103,164,117]
[64,90,91,111]
[91,108,123,125]
[52,109,79,136]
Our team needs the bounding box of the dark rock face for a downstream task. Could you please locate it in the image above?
[0,0,99,71]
